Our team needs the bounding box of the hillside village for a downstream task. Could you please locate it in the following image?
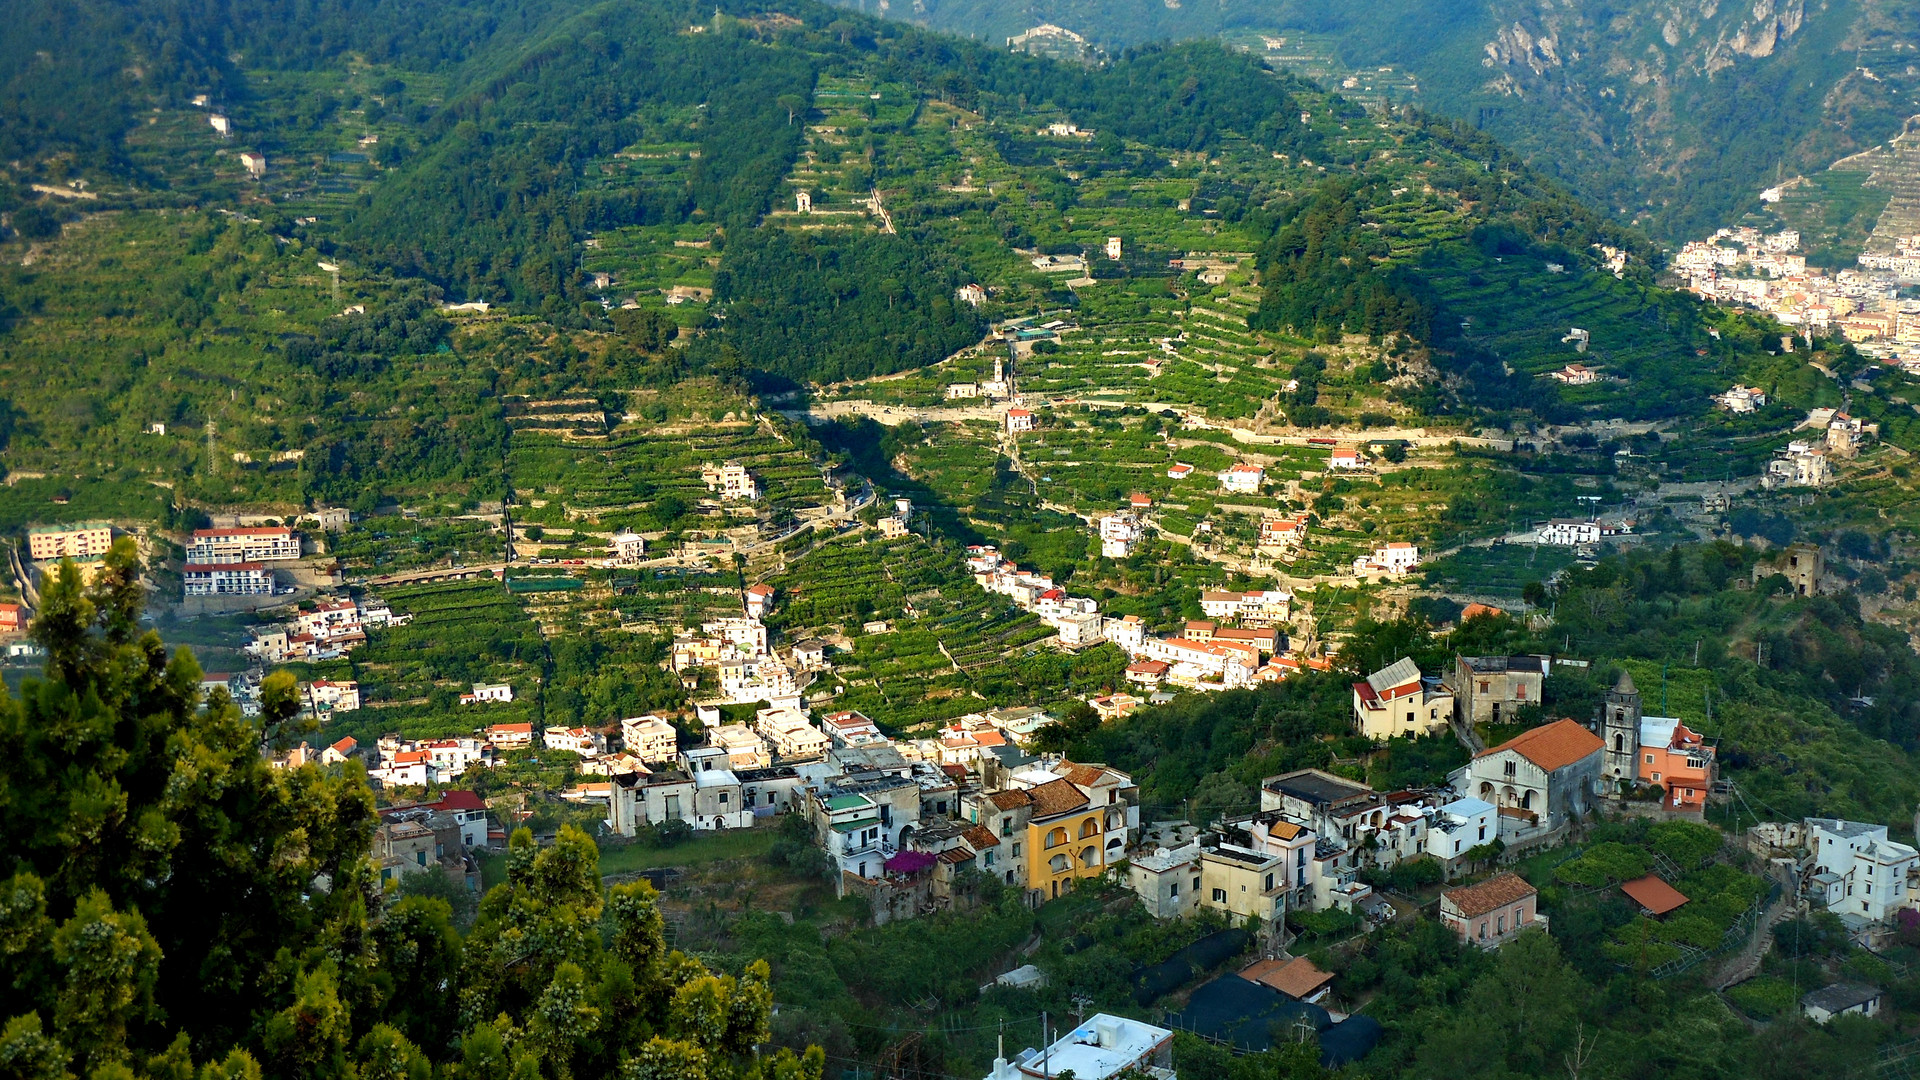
[7,3,1920,1074]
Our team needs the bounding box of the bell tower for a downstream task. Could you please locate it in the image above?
[1599,670,1641,782]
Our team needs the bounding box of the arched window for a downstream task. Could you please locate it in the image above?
[1049,854,1071,873]
[1079,846,1099,869]
[1047,827,1068,849]
[1613,733,1624,753]
[1079,818,1100,838]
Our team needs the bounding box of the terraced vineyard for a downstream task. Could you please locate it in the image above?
[508,413,833,527]
[761,533,1129,729]
[296,578,546,745]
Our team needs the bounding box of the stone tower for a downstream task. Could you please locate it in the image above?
[1599,670,1641,783]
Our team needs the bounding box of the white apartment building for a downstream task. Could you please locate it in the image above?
[187,527,302,563]
[1105,614,1147,654]
[1808,818,1918,923]
[823,710,887,748]
[1764,442,1834,489]
[421,738,495,778]
[609,531,647,561]
[485,723,535,750]
[183,563,274,596]
[1139,636,1259,689]
[543,727,607,757]
[703,617,769,655]
[1218,462,1265,493]
[1353,541,1421,577]
[1537,520,1603,546]
[305,679,361,714]
[1198,589,1292,623]
[719,656,798,702]
[708,724,772,770]
[701,460,760,501]
[1717,386,1768,413]
[745,583,775,619]
[1099,512,1143,558]
[620,715,680,763]
[755,708,829,760]
[463,683,513,704]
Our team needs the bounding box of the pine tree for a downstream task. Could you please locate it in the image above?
[0,541,821,1080]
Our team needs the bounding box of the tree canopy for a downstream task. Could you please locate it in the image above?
[0,540,820,1080]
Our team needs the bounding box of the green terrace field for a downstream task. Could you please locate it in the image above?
[602,569,746,632]
[1407,239,1728,421]
[1421,542,1579,599]
[332,516,507,573]
[578,226,719,321]
[0,209,519,510]
[1753,166,1892,268]
[304,578,545,744]
[507,411,834,528]
[106,60,444,212]
[760,532,1130,729]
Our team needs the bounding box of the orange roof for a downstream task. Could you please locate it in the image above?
[1478,719,1603,772]
[1620,875,1689,916]
[1461,603,1505,621]
[1264,819,1307,841]
[489,722,533,734]
[1026,777,1091,818]
[1058,762,1113,788]
[988,789,1033,811]
[962,824,1001,849]
[1443,872,1537,918]
[1239,957,1334,999]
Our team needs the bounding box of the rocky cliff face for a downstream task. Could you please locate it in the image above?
[840,0,1920,238]
[1477,0,1810,88]
[1442,0,1913,237]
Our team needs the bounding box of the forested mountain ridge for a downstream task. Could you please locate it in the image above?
[0,0,1864,516]
[841,0,1920,241]
[0,0,601,175]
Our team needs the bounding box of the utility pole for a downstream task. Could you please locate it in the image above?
[317,260,340,306]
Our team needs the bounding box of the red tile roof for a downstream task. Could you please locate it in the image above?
[1479,719,1604,772]
[1057,762,1112,788]
[1026,777,1090,818]
[962,824,1001,849]
[434,790,487,813]
[1620,875,1689,916]
[193,527,292,538]
[1443,872,1537,918]
[988,790,1033,811]
[1239,957,1334,1000]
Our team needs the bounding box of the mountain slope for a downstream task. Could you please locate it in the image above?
[845,0,1920,241]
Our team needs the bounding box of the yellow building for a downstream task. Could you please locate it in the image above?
[1198,843,1287,922]
[1025,777,1108,900]
[970,763,1137,905]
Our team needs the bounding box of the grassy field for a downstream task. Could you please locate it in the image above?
[597,826,779,874]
